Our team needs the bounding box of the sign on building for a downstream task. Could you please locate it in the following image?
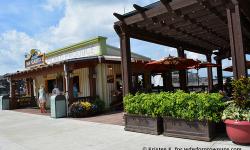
[25,49,45,68]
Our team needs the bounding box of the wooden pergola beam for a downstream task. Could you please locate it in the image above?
[113,13,124,21]
[116,24,211,55]
[114,0,198,25]
[133,4,148,13]
[197,0,228,25]
[161,1,227,49]
[238,0,250,23]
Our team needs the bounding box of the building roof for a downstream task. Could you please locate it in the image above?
[45,36,150,60]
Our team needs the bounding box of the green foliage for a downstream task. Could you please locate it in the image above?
[92,97,105,114]
[124,90,225,122]
[231,77,250,108]
[222,103,250,121]
[124,93,162,117]
[222,77,250,121]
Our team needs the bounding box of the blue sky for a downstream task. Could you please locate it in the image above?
[0,0,233,77]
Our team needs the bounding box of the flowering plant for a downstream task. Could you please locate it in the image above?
[69,98,105,118]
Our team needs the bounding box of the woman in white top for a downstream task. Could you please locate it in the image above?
[38,85,47,113]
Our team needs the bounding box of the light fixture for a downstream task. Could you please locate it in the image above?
[108,65,113,70]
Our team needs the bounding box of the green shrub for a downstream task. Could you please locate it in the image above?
[222,77,250,121]
[124,90,224,122]
[124,92,162,117]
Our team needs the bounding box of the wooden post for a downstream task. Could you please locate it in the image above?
[177,47,187,91]
[9,79,17,109]
[143,72,151,93]
[162,73,167,91]
[30,79,34,97]
[216,59,223,90]
[206,54,213,92]
[133,74,139,92]
[227,4,246,79]
[120,26,132,96]
[89,66,96,97]
[162,72,173,91]
[64,64,70,115]
[166,71,173,91]
[26,78,30,96]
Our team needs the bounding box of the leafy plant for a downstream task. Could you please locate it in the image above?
[222,103,250,121]
[231,77,250,108]
[124,90,224,122]
[222,77,250,121]
[69,98,105,118]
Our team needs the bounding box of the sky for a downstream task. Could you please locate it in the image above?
[0,0,234,77]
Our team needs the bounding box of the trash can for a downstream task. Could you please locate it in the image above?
[50,95,67,118]
[0,95,10,110]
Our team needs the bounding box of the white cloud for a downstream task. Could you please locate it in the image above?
[185,51,206,61]
[0,30,50,74]
[38,0,132,49]
[164,47,177,57]
[42,0,65,11]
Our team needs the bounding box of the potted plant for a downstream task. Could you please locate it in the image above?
[123,93,163,135]
[222,77,250,144]
[160,90,224,141]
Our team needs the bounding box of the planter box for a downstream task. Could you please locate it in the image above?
[163,117,215,141]
[124,114,163,135]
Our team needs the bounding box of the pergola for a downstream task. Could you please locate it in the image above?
[113,0,250,95]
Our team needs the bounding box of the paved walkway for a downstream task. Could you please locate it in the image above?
[0,110,249,150]
[13,108,124,126]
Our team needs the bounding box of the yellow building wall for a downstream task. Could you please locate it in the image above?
[32,64,121,108]
[73,68,90,97]
[96,63,121,107]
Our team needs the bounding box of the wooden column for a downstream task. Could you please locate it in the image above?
[143,72,151,93]
[133,74,139,92]
[206,54,213,92]
[162,72,173,91]
[29,78,35,106]
[26,78,31,96]
[120,27,132,96]
[177,47,187,91]
[89,66,96,97]
[64,64,70,115]
[31,79,34,97]
[166,71,173,91]
[9,79,17,109]
[227,4,247,79]
[162,73,167,91]
[216,59,223,90]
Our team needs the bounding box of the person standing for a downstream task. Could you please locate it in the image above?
[38,85,47,113]
[73,83,78,98]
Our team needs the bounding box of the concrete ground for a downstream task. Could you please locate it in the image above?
[0,110,249,150]
[13,108,124,126]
